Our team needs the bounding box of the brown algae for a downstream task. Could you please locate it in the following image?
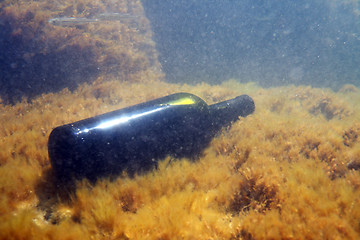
[0,80,360,239]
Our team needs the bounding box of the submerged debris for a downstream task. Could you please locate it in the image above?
[48,13,138,26]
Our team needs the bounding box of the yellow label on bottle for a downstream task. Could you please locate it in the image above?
[163,97,196,106]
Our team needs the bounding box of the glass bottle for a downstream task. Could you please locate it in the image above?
[48,92,255,181]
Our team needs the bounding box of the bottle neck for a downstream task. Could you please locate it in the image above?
[209,95,255,130]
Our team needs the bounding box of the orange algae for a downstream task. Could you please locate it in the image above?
[0,79,360,239]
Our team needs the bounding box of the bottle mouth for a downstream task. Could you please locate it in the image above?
[208,94,255,129]
[232,95,255,117]
[210,94,255,115]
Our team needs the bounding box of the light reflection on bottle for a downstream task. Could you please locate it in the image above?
[76,105,170,135]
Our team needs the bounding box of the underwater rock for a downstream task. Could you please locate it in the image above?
[0,0,162,104]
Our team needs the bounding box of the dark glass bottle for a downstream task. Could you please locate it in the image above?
[48,93,254,181]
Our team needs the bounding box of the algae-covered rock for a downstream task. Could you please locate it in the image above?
[0,0,162,104]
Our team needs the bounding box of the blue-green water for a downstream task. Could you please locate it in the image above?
[0,0,359,104]
[143,0,360,89]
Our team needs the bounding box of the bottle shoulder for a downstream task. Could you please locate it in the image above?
[50,93,210,137]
